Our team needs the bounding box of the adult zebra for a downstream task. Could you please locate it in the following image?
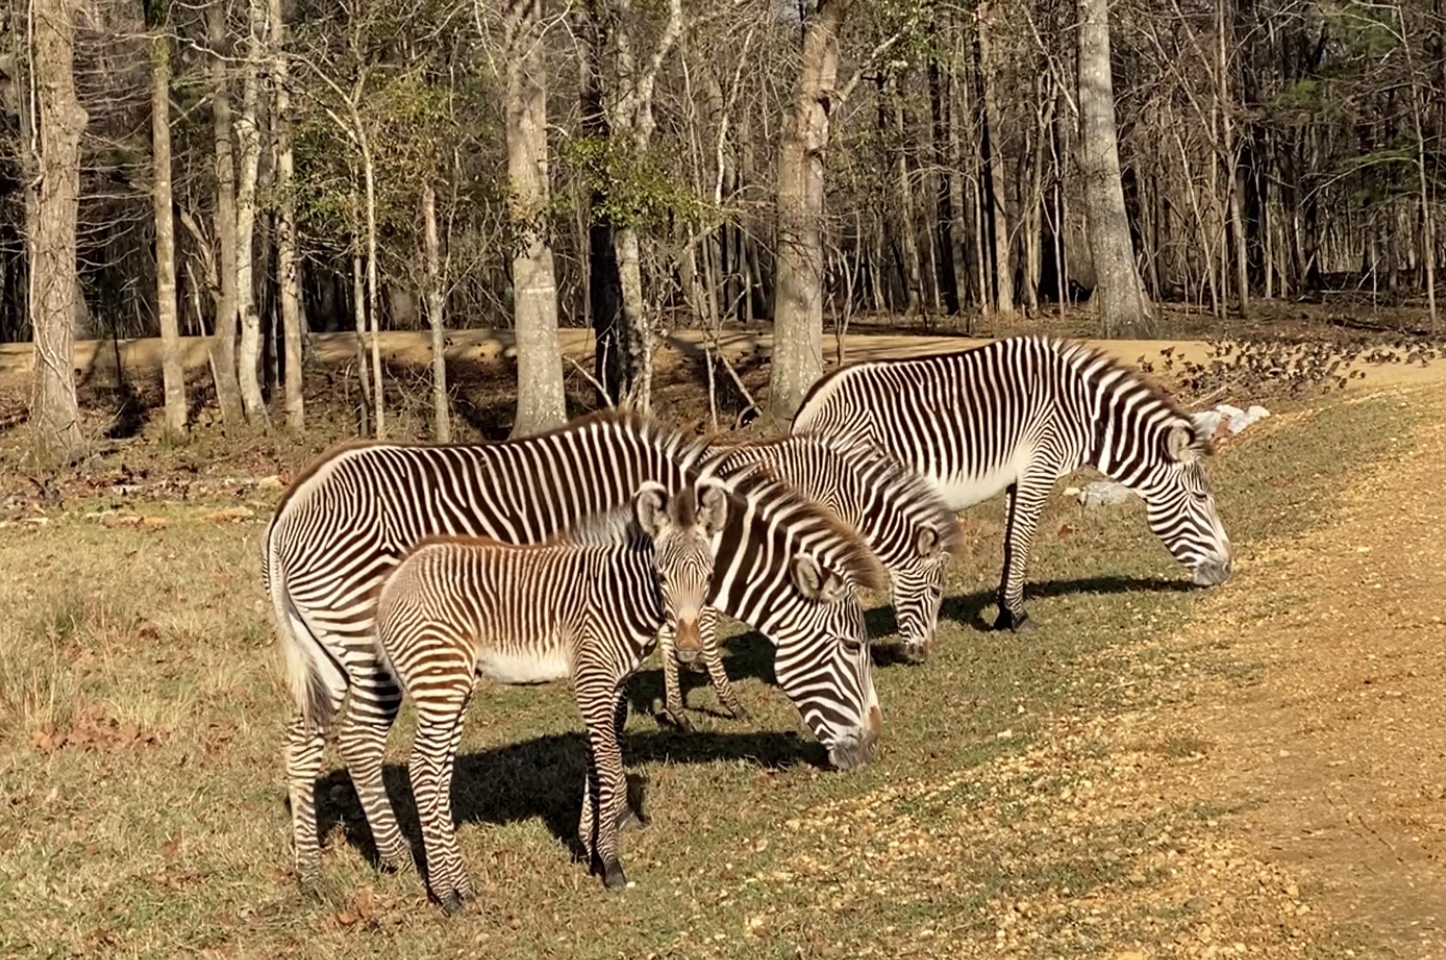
[652,433,962,728]
[791,335,1232,634]
[264,409,884,886]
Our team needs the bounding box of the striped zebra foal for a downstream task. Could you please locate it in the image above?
[791,335,1233,632]
[375,481,726,914]
[653,434,963,729]
[265,410,886,887]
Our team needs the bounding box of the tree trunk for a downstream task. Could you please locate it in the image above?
[149,1,185,434]
[234,0,269,426]
[978,1,1015,316]
[930,56,962,315]
[421,181,451,441]
[892,80,923,316]
[505,0,565,435]
[1077,0,1154,336]
[506,0,566,430]
[27,0,87,468]
[579,7,623,404]
[350,249,371,435]
[269,0,303,430]
[770,0,850,421]
[207,3,244,424]
[1400,0,1439,331]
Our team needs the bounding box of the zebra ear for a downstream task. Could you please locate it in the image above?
[916,525,940,558]
[695,479,730,537]
[633,482,670,538]
[1165,423,1197,463]
[791,555,848,604]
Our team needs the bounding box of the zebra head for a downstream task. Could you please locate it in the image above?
[776,553,884,771]
[711,470,888,771]
[634,479,729,665]
[1136,416,1232,587]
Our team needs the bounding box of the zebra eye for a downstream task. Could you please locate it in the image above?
[840,635,865,655]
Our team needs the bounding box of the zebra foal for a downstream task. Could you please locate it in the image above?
[792,335,1233,634]
[375,481,726,914]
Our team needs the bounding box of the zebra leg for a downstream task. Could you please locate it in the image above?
[336,670,412,873]
[408,691,472,916]
[285,711,333,888]
[653,623,694,732]
[579,679,631,889]
[995,477,1050,632]
[612,690,647,830]
[698,607,746,720]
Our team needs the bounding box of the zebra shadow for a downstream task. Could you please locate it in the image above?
[623,628,778,720]
[312,724,817,872]
[934,575,1200,633]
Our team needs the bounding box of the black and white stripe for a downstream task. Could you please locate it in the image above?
[653,433,963,726]
[263,410,885,887]
[375,482,723,913]
[791,336,1232,631]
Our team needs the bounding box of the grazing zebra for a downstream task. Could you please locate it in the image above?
[791,335,1232,632]
[376,481,725,913]
[264,410,885,886]
[653,433,964,729]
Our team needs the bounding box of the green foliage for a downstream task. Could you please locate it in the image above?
[557,134,710,231]
[1322,0,1403,60]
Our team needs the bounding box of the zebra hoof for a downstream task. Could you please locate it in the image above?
[725,702,749,721]
[654,705,695,733]
[994,609,1034,633]
[439,891,465,917]
[618,806,648,831]
[897,644,930,665]
[602,860,628,889]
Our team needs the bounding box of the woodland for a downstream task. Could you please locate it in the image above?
[1,0,1443,465]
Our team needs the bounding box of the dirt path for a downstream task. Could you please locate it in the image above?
[1152,383,1446,956]
[758,383,1446,959]
[2,330,1441,397]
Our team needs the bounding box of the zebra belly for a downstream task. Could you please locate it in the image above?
[477,639,574,685]
[931,461,1024,512]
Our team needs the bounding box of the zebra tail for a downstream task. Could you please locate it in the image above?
[265,534,340,731]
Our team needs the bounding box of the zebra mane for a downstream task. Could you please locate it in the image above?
[1050,337,1203,438]
[552,500,650,548]
[726,463,888,594]
[707,433,964,559]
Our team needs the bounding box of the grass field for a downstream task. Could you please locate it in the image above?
[0,391,1414,959]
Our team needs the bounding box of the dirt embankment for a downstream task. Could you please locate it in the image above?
[2,330,1441,399]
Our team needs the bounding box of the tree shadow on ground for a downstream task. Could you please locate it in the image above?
[311,722,818,873]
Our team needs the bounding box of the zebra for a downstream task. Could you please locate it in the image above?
[375,480,725,913]
[652,433,964,730]
[790,335,1232,634]
[264,409,885,886]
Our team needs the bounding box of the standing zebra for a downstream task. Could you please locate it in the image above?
[653,433,963,729]
[264,410,885,886]
[376,481,725,913]
[791,335,1232,634]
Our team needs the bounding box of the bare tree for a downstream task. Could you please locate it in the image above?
[1077,0,1153,336]
[421,180,451,440]
[503,0,564,436]
[148,0,184,434]
[206,2,244,424]
[770,0,851,421]
[26,0,87,467]
[269,0,303,429]
[233,0,269,426]
[977,0,1014,317]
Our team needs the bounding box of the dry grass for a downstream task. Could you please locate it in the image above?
[0,389,1416,959]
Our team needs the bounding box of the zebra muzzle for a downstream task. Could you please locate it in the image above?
[673,619,704,665]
